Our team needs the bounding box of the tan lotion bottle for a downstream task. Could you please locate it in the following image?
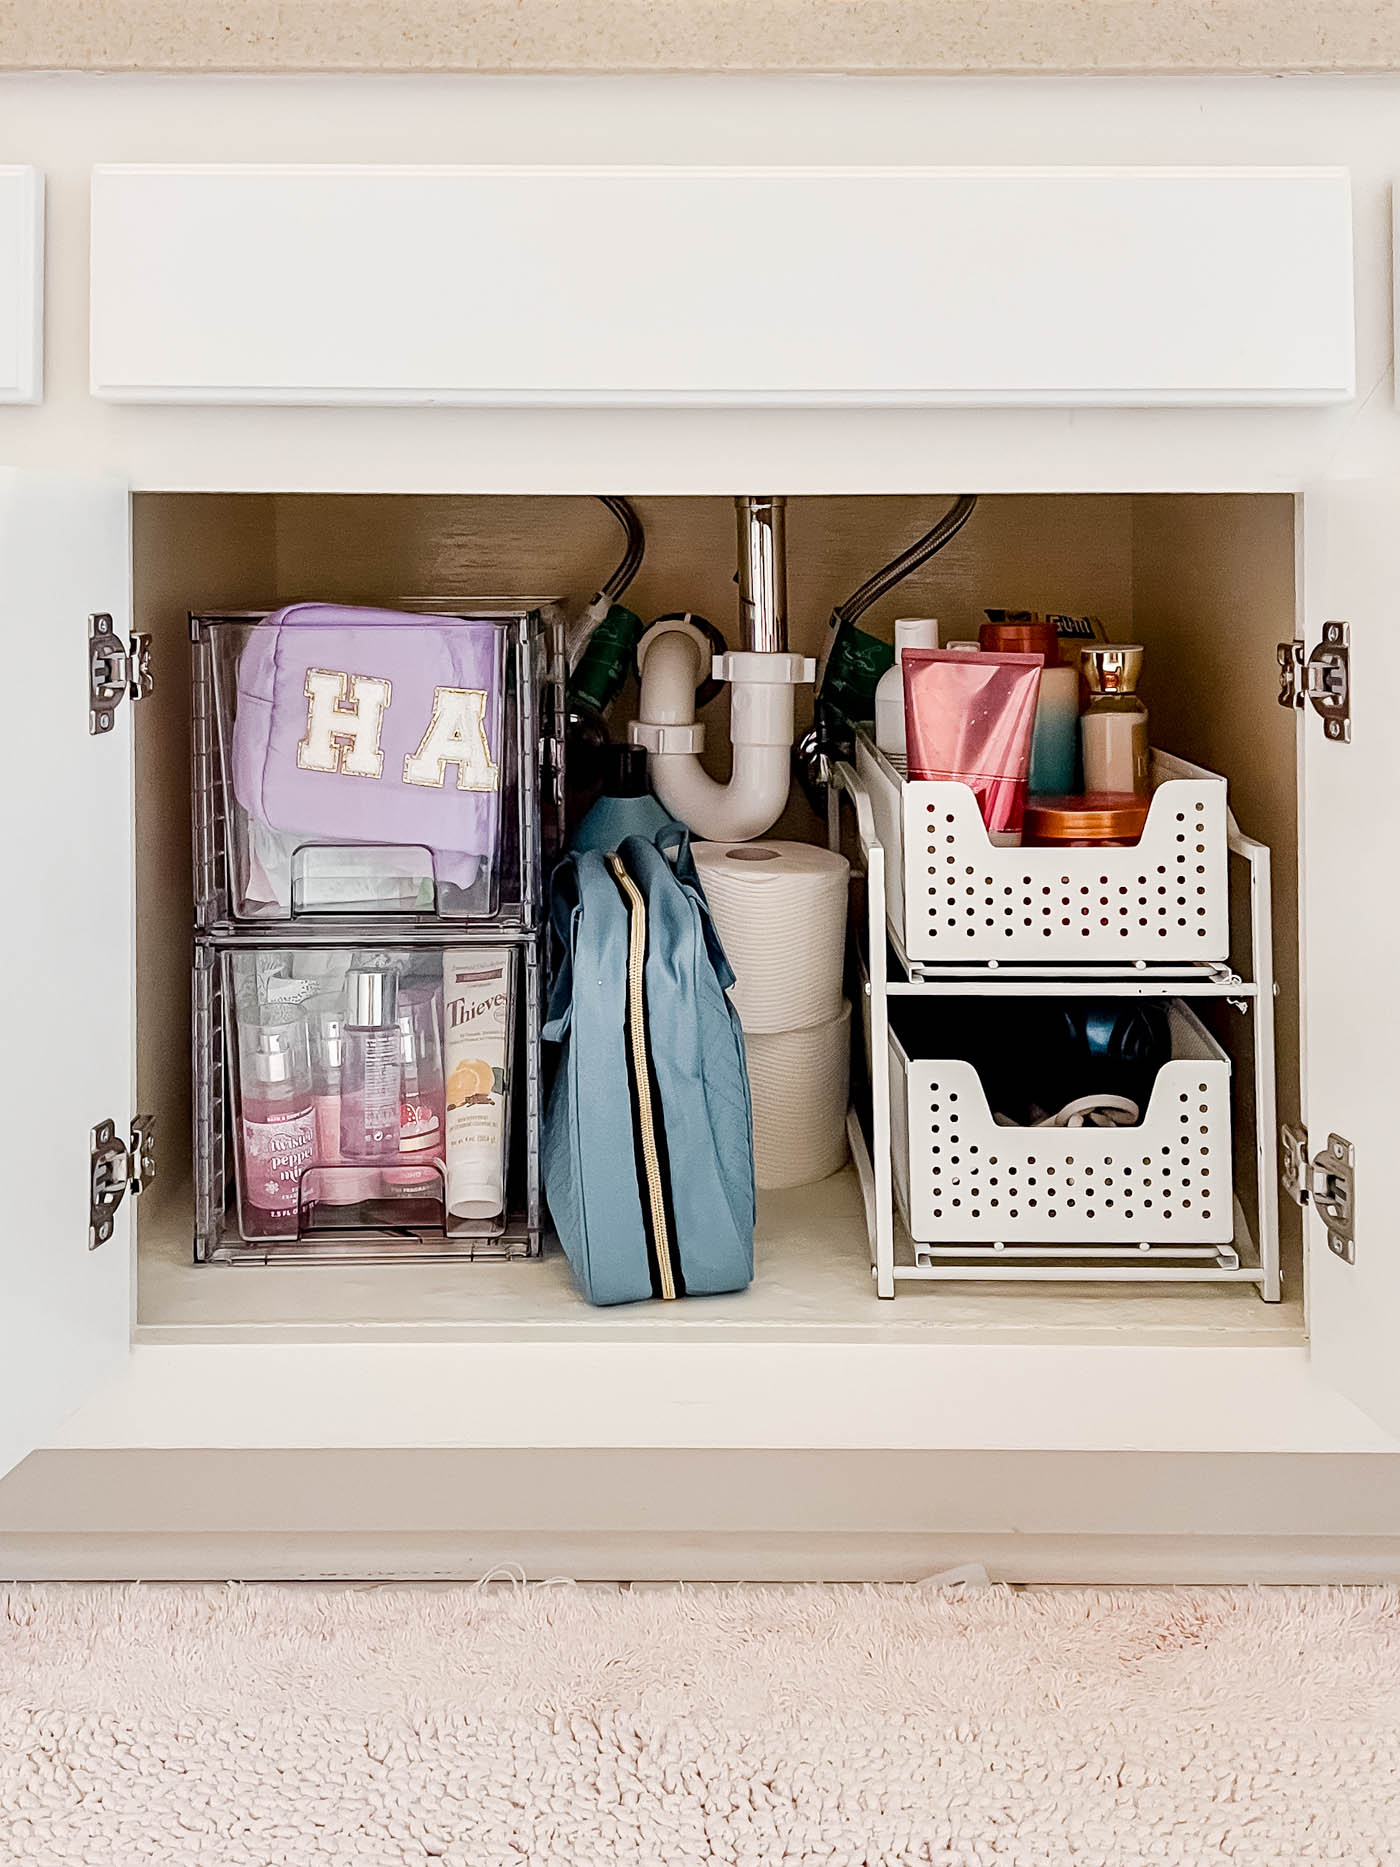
[442,949,514,1223]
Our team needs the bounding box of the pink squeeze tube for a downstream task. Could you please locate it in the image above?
[901,649,1044,842]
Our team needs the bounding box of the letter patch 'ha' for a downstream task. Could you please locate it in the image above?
[297,669,393,779]
[403,687,499,792]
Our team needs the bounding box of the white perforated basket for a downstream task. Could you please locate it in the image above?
[856,735,1229,965]
[888,1002,1234,1247]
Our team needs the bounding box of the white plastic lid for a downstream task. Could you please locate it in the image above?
[893,617,940,652]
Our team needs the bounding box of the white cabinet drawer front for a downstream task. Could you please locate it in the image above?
[0,168,42,404]
[89,165,1354,408]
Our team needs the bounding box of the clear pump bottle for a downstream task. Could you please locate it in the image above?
[340,968,403,1163]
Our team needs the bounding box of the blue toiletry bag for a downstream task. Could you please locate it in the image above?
[542,827,755,1306]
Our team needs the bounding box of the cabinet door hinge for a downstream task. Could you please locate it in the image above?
[89,612,153,736]
[1282,1122,1355,1262]
[89,1115,155,1249]
[1277,622,1350,742]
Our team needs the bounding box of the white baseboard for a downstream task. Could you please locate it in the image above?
[4,1531,1400,1584]
[7,1449,1400,1582]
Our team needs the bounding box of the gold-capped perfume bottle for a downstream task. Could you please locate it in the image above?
[1080,644,1150,796]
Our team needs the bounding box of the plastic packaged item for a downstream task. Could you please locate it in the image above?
[1022,792,1151,847]
[874,618,939,756]
[569,745,678,854]
[237,1015,316,1239]
[443,948,514,1221]
[1081,645,1150,796]
[901,648,1043,843]
[340,968,403,1163]
[817,622,895,728]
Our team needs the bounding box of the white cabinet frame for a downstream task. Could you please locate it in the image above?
[90,165,1355,409]
[0,167,43,404]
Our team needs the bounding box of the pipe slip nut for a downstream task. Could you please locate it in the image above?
[712,652,816,686]
[629,718,706,755]
[635,615,713,676]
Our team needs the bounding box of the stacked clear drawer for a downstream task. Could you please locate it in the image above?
[189,603,562,1264]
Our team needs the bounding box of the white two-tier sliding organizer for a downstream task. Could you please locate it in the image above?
[829,733,1280,1301]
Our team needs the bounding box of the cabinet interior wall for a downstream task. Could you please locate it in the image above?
[131,490,1299,1338]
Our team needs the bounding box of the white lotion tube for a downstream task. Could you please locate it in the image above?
[442,947,514,1223]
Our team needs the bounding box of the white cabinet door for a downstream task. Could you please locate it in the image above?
[90,165,1354,408]
[1300,482,1400,1437]
[0,168,42,403]
[0,470,132,1480]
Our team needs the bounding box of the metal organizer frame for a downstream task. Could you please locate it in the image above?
[189,605,562,1266]
[829,742,1281,1301]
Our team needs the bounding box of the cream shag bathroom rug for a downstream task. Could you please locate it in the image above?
[3,1582,1400,1865]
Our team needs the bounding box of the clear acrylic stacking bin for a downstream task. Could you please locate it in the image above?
[193,934,543,1263]
[855,732,1230,967]
[192,603,562,929]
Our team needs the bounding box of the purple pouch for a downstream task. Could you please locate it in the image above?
[231,604,503,897]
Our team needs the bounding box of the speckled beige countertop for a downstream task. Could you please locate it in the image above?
[2,1,1400,75]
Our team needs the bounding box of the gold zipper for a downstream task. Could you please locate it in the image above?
[606,852,677,1301]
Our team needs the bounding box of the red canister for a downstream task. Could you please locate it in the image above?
[980,614,1061,666]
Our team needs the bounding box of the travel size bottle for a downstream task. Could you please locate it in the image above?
[381,982,446,1197]
[308,1005,382,1210]
[1080,645,1150,796]
[874,618,939,757]
[238,1017,316,1240]
[340,968,403,1163]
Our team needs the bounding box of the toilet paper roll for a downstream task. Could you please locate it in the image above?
[747,1002,852,1191]
[693,840,850,1035]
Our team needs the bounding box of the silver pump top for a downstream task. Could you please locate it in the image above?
[347,967,398,1028]
[312,1008,345,1070]
[248,1022,299,1086]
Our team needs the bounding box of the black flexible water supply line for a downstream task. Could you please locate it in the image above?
[830,494,978,632]
[795,493,980,807]
[597,496,645,602]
